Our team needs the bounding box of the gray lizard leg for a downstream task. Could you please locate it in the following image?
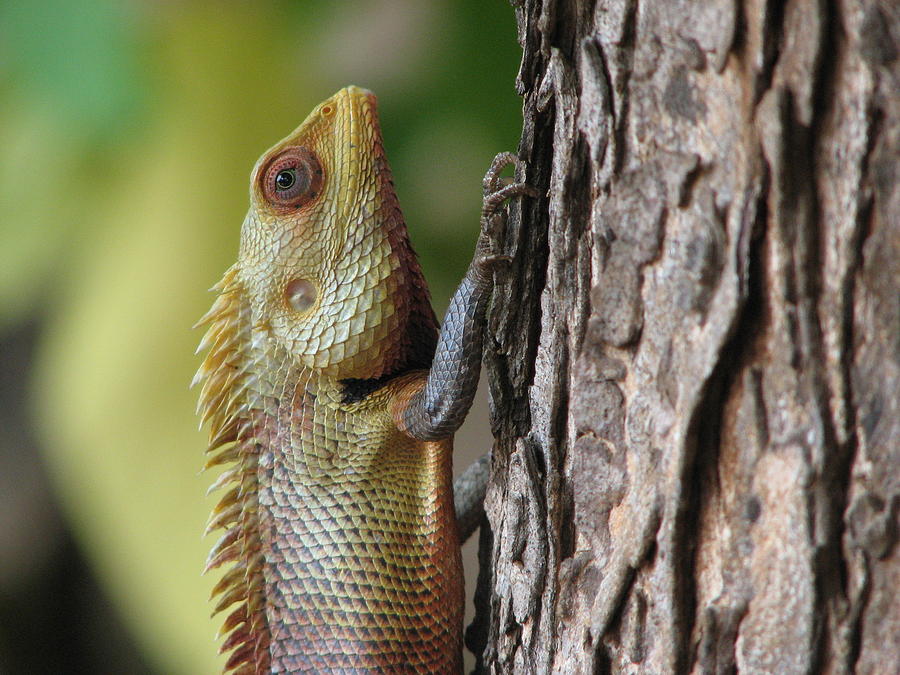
[454,453,491,543]
[400,153,535,441]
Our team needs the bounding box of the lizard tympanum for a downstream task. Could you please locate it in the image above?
[194,86,532,673]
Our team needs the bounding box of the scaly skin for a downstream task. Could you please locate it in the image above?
[194,87,531,673]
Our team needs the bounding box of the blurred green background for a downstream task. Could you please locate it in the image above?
[0,1,522,672]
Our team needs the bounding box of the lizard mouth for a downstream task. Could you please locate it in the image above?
[340,84,380,163]
[343,84,376,104]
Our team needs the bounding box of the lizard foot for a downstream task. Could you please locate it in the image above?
[481,152,538,223]
[482,151,519,197]
[475,153,537,278]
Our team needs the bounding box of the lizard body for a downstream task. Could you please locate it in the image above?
[194,86,530,673]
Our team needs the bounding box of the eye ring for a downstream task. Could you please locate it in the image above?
[261,147,323,209]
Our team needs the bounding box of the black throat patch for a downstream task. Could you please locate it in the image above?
[339,374,393,404]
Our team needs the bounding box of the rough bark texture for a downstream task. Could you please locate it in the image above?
[471,1,899,673]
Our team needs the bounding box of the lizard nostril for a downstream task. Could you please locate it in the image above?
[285,278,317,313]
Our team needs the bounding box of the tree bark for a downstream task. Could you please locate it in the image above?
[471,1,899,673]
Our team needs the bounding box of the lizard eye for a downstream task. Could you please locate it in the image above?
[275,169,296,190]
[261,147,323,209]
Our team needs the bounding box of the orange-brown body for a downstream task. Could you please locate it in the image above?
[195,88,464,673]
[252,371,463,673]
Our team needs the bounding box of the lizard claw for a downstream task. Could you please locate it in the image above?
[481,181,538,223]
[475,253,514,275]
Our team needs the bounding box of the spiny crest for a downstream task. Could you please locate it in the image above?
[193,266,270,674]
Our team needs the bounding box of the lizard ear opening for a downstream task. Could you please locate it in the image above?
[284,277,317,314]
[261,146,324,210]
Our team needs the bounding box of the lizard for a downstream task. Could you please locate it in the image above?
[193,86,533,673]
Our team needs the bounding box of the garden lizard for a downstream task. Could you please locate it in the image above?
[194,86,532,673]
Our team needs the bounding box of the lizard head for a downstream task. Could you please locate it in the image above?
[238,86,437,380]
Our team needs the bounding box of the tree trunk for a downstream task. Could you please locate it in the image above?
[471,1,899,673]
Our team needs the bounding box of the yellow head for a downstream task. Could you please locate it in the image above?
[237,87,437,380]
